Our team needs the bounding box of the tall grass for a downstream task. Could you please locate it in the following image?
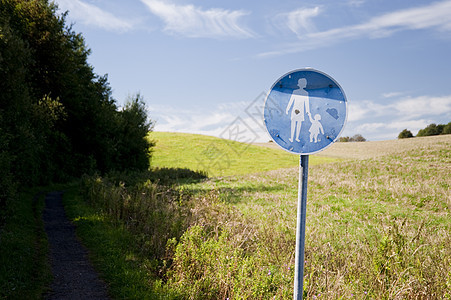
[80,173,192,261]
[76,138,450,299]
[0,189,51,298]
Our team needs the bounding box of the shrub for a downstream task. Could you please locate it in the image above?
[168,200,294,299]
[80,174,191,260]
[339,134,366,142]
[350,134,366,142]
[398,129,413,139]
[442,122,451,134]
[417,122,451,137]
[417,123,440,136]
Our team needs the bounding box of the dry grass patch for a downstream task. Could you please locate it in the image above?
[75,135,450,299]
[185,136,451,298]
[255,134,451,160]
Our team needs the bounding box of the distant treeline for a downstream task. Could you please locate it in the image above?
[338,134,366,142]
[0,0,153,212]
[398,122,451,139]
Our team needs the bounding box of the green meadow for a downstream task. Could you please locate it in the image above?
[55,134,451,299]
[149,132,337,176]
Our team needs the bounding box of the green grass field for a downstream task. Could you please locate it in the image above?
[62,133,451,299]
[167,134,451,298]
[149,132,337,176]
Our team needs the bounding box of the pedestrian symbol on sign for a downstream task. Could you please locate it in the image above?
[307,113,324,143]
[263,68,347,155]
[286,78,310,143]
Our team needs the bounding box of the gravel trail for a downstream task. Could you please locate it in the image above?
[42,191,110,299]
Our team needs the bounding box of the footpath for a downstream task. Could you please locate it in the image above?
[42,191,110,299]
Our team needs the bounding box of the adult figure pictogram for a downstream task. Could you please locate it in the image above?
[286,78,311,142]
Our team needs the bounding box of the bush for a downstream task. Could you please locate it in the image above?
[79,172,296,299]
[442,122,451,134]
[417,122,451,137]
[80,174,191,260]
[0,126,16,223]
[350,134,366,142]
[339,134,366,142]
[167,194,294,299]
[417,123,440,136]
[398,129,413,139]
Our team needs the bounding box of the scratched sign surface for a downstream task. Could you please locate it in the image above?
[264,69,347,155]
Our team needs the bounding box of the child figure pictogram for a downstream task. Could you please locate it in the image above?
[308,113,324,143]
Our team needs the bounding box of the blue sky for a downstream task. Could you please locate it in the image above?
[54,0,451,142]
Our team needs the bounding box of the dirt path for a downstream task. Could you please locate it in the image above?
[43,191,110,299]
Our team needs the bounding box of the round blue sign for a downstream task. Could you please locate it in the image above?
[264,68,347,155]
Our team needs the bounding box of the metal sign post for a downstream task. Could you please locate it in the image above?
[294,155,309,299]
[263,68,347,300]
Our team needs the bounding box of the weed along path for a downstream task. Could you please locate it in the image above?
[43,191,110,299]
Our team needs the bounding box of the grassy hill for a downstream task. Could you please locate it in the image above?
[54,133,450,299]
[149,132,337,176]
[255,134,451,159]
[167,133,451,298]
[2,133,444,299]
[151,133,451,176]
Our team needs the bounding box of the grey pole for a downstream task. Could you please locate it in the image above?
[294,155,309,300]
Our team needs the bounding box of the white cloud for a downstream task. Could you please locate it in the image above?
[140,0,254,38]
[349,94,451,121]
[392,95,451,118]
[352,119,431,140]
[149,104,234,132]
[382,92,405,98]
[149,93,450,142]
[345,93,451,140]
[274,7,321,37]
[347,101,372,122]
[260,0,451,57]
[355,119,430,132]
[55,0,133,31]
[348,100,389,122]
[347,0,366,7]
[149,101,269,142]
[313,0,451,40]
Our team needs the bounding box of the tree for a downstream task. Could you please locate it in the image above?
[417,122,451,137]
[350,134,366,142]
[338,134,366,142]
[0,0,155,186]
[398,129,413,139]
[339,136,350,142]
[114,94,155,171]
[417,123,440,137]
[0,1,46,185]
[443,122,451,135]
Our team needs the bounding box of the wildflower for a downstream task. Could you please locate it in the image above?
[268,270,272,276]
[364,291,368,295]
